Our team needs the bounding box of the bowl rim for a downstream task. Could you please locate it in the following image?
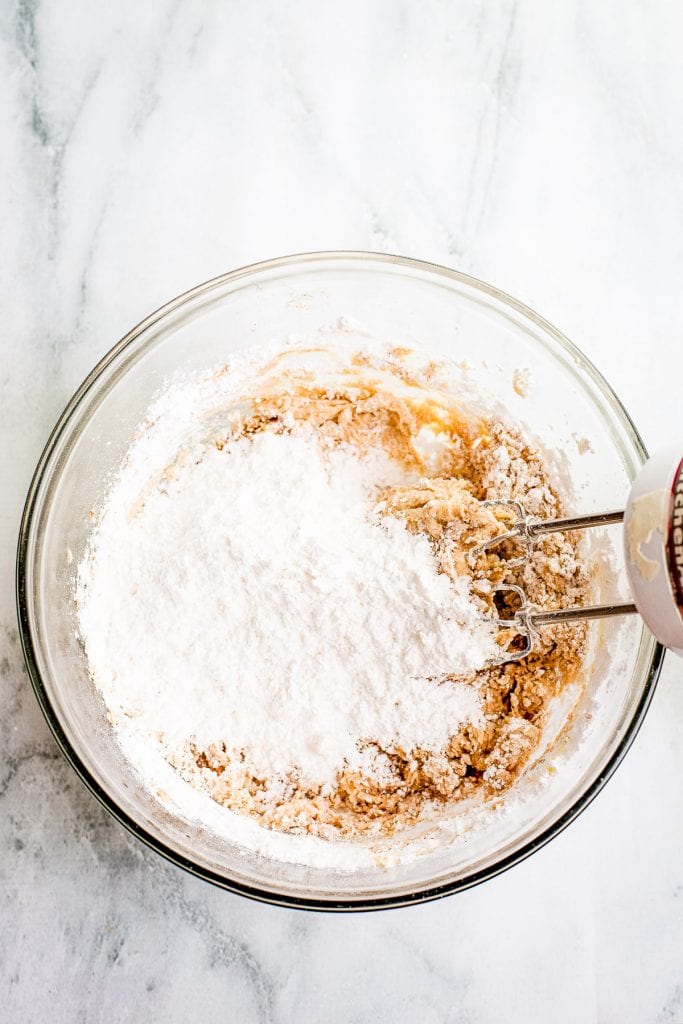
[15,250,666,911]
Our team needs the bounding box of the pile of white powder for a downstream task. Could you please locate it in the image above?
[77,399,499,792]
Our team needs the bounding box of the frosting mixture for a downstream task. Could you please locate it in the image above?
[76,339,589,846]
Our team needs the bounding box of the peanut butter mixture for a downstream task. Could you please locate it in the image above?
[174,347,589,840]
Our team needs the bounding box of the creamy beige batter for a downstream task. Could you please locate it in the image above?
[171,345,589,839]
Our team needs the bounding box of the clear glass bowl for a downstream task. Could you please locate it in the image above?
[17,252,663,910]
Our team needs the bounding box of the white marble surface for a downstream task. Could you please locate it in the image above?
[3,1,683,1020]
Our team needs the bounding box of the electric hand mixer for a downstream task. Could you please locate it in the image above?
[477,446,683,663]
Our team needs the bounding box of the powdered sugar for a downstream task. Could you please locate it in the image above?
[77,419,497,792]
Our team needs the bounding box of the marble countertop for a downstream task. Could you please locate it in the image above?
[3,2,683,1021]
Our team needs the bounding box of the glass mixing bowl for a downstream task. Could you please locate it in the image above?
[17,252,663,910]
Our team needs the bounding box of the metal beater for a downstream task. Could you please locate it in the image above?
[475,446,683,663]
